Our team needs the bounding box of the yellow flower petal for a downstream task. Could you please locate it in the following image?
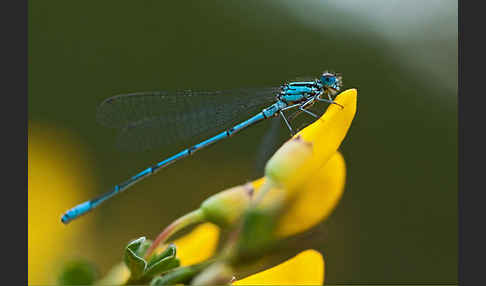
[234,249,325,285]
[295,88,356,170]
[276,151,346,237]
[28,123,96,285]
[264,89,357,197]
[172,222,220,266]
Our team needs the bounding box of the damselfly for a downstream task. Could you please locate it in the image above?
[61,71,343,224]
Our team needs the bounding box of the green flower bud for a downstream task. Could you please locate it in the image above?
[264,136,314,195]
[200,184,253,228]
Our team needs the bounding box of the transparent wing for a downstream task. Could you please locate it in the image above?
[286,76,318,83]
[253,116,285,177]
[96,88,280,152]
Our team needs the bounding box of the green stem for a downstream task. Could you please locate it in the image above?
[145,209,204,259]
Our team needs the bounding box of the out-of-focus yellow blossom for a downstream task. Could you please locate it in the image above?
[234,249,324,285]
[264,89,356,198]
[171,223,220,266]
[28,123,96,285]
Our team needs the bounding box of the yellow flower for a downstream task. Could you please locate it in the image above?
[234,249,324,285]
[28,123,97,285]
[251,88,356,237]
[263,88,356,198]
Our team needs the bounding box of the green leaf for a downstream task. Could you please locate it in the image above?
[125,237,144,254]
[144,244,179,278]
[124,237,147,279]
[147,244,176,268]
[123,240,181,284]
[144,257,180,278]
[136,237,153,257]
[57,259,98,285]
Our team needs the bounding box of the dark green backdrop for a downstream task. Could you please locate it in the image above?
[29,1,457,283]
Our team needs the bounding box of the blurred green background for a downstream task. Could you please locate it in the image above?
[28,0,457,284]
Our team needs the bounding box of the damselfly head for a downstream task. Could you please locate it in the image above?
[320,71,343,95]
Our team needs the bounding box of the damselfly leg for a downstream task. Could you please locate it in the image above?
[318,94,344,109]
[279,110,295,136]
